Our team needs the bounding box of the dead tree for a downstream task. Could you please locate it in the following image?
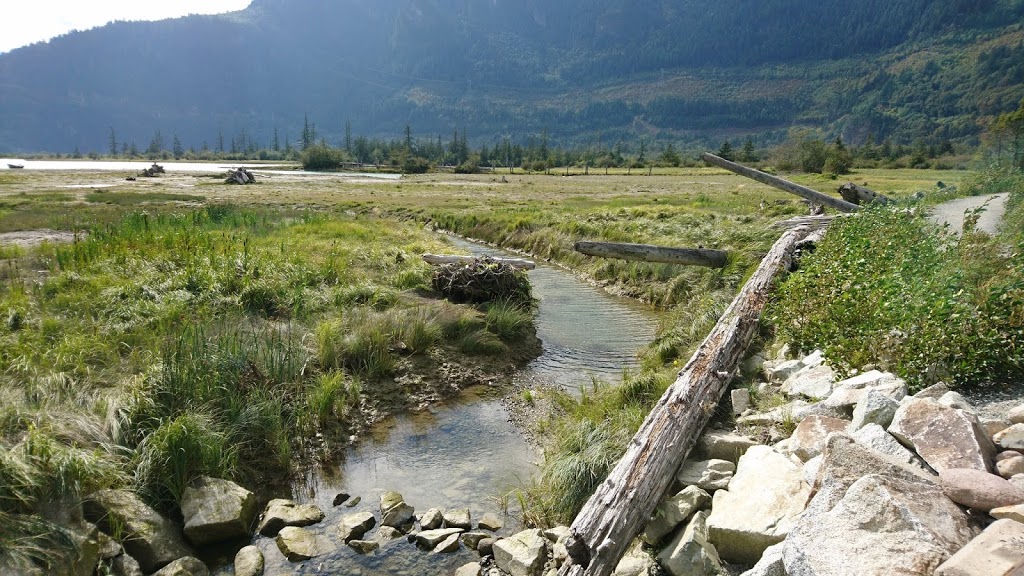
[838,182,893,206]
[701,153,860,213]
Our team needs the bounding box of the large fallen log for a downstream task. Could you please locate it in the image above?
[558,225,814,576]
[701,153,860,213]
[838,182,893,206]
[574,241,728,268]
[422,253,536,270]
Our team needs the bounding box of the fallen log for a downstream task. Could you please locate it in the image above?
[701,152,860,213]
[773,215,836,230]
[574,241,728,268]
[558,225,815,576]
[225,167,257,185]
[422,253,536,270]
[838,182,893,206]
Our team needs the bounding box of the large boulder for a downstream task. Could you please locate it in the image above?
[676,459,734,492]
[783,474,978,576]
[851,423,931,472]
[990,503,1024,522]
[706,445,811,564]
[493,529,548,576]
[1008,404,1024,425]
[643,486,712,545]
[257,499,325,536]
[444,508,473,530]
[939,468,1024,511]
[997,454,1024,478]
[109,554,143,576]
[233,545,264,576]
[935,519,1024,576]
[416,528,464,548]
[180,477,257,546]
[849,388,899,431]
[739,541,786,576]
[150,557,209,576]
[656,511,723,576]
[419,507,444,530]
[781,364,836,400]
[275,526,328,561]
[82,489,193,573]
[697,431,760,463]
[478,512,503,532]
[888,397,996,473]
[337,511,376,542]
[789,416,849,462]
[994,423,1024,450]
[379,491,415,529]
[820,370,907,414]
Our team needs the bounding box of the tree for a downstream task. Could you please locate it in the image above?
[404,124,413,153]
[659,142,681,167]
[993,97,1024,168]
[108,127,118,157]
[146,130,164,157]
[741,138,757,162]
[172,135,184,159]
[824,136,852,174]
[272,126,280,152]
[344,121,353,156]
[717,141,735,161]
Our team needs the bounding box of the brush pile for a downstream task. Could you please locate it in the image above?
[225,168,257,184]
[431,257,532,304]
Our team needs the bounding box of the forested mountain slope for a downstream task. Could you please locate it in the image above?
[1,0,1023,152]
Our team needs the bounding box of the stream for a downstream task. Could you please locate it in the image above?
[237,239,658,575]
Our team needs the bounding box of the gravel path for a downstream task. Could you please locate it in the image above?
[928,193,1009,235]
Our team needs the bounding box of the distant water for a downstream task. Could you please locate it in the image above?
[0,159,401,179]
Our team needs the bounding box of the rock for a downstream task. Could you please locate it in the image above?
[783,473,978,576]
[150,557,209,576]
[657,511,723,576]
[980,417,1011,438]
[1009,404,1024,425]
[990,503,1024,523]
[455,562,482,576]
[375,526,404,542]
[997,450,1022,461]
[1012,474,1024,491]
[332,493,350,506]
[737,400,829,427]
[345,496,361,507]
[938,391,976,414]
[338,511,376,542]
[888,397,996,473]
[997,455,1024,478]
[180,477,257,546]
[802,455,823,487]
[914,381,951,400]
[739,541,785,576]
[493,529,547,576]
[697,431,759,463]
[478,512,503,532]
[543,526,570,543]
[851,423,931,472]
[348,539,380,554]
[417,528,465,548]
[849,388,899,431]
[433,533,462,554]
[731,389,751,416]
[462,531,490,550]
[994,423,1024,450]
[233,546,264,576]
[420,507,445,530]
[109,554,143,576]
[765,358,806,382]
[939,468,1024,511]
[781,364,835,400]
[97,530,121,560]
[790,415,849,462]
[477,537,496,557]
[821,370,907,413]
[60,521,102,576]
[257,499,325,536]
[444,508,472,530]
[706,445,811,564]
[642,485,712,545]
[275,527,326,561]
[379,491,415,529]
[380,490,404,512]
[82,489,193,573]
[676,459,735,492]
[614,541,657,576]
[935,519,1024,576]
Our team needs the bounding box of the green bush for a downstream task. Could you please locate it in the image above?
[301,145,343,171]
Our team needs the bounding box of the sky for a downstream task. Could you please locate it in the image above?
[0,0,252,54]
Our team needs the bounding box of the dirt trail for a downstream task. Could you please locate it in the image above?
[928,193,1009,235]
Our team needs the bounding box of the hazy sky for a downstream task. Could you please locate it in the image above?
[0,1,252,54]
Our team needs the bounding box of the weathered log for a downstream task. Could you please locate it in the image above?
[838,182,893,206]
[422,253,536,270]
[558,225,814,576]
[773,215,836,230]
[701,153,861,213]
[574,241,728,268]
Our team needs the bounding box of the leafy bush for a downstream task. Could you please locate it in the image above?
[301,145,343,171]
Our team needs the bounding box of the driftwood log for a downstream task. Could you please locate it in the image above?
[574,241,728,269]
[226,168,257,185]
[558,225,814,576]
[701,153,861,213]
[139,163,165,178]
[838,182,893,206]
[773,215,836,230]
[423,253,536,270]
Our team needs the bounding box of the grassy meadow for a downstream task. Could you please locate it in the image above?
[0,162,988,561]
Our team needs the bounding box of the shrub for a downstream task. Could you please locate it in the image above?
[484,299,534,341]
[301,145,343,171]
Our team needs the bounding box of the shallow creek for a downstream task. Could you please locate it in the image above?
[235,239,657,575]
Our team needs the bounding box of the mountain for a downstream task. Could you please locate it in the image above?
[1,0,1023,153]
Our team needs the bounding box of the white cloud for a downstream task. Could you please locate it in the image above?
[1,1,252,54]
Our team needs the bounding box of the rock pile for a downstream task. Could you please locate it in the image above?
[612,349,1024,576]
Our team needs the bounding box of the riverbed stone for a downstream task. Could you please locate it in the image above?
[338,511,376,542]
[781,364,835,400]
[676,459,734,492]
[1009,404,1024,425]
[478,537,496,557]
[417,528,464,548]
[697,430,759,463]
[420,507,444,530]
[493,529,547,576]
[109,554,143,576]
[180,477,257,546]
[233,546,263,576]
[461,531,490,550]
[706,445,811,564]
[995,423,1024,450]
[432,533,462,554]
[478,512,503,532]
[888,397,996,473]
[935,519,1024,576]
[849,388,899,431]
[642,485,711,545]
[348,539,380,554]
[783,473,978,576]
[851,423,931,472]
[150,557,208,576]
[257,499,325,536]
[940,468,1024,511]
[275,527,326,561]
[444,508,473,530]
[374,526,403,542]
[455,562,482,576]
[790,415,849,462]
[379,491,415,529]
[998,454,1024,478]
[657,511,723,576]
[82,489,193,573]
